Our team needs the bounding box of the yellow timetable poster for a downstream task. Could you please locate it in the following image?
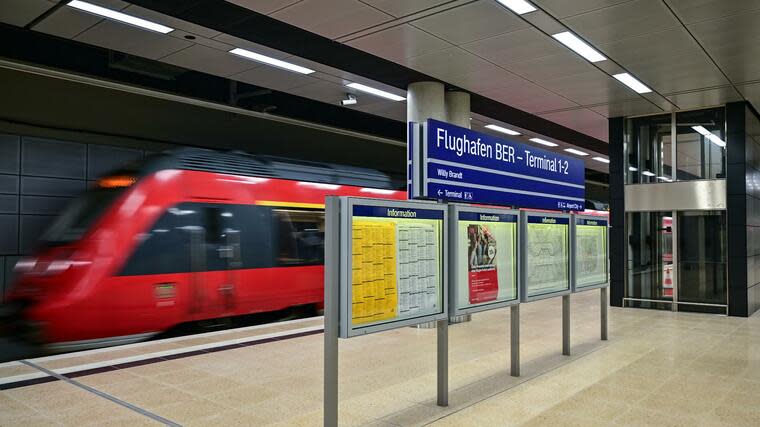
[351,220,398,324]
[350,205,443,327]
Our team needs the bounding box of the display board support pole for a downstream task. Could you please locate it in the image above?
[436,319,448,406]
[562,295,571,356]
[601,287,608,341]
[510,305,520,377]
[324,197,340,427]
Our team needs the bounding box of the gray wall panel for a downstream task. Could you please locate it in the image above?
[0,175,19,194]
[87,145,143,179]
[20,196,72,215]
[19,215,55,254]
[0,195,18,214]
[0,255,4,298]
[22,137,86,179]
[4,256,20,295]
[0,135,20,174]
[21,176,86,197]
[0,214,19,255]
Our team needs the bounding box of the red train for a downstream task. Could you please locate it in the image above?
[1,148,405,351]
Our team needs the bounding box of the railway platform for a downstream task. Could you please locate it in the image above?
[1,290,759,426]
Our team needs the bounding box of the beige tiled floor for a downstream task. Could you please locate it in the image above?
[3,292,760,426]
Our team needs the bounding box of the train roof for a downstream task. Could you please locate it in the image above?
[137,147,401,190]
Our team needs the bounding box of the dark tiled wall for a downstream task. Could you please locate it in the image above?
[726,102,748,316]
[745,107,760,315]
[0,133,146,298]
[608,117,625,307]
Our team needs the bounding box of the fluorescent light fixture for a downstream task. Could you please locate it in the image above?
[346,83,405,101]
[496,0,537,14]
[629,166,638,171]
[529,138,558,147]
[552,31,606,63]
[692,126,726,147]
[641,170,656,177]
[67,1,174,34]
[485,124,520,136]
[564,148,589,156]
[229,48,315,74]
[613,72,652,94]
[592,156,610,164]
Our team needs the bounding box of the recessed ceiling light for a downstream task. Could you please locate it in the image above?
[613,73,652,94]
[592,157,610,163]
[564,148,589,156]
[67,1,174,34]
[229,48,315,74]
[641,171,656,177]
[629,166,638,171]
[346,83,405,101]
[485,124,520,135]
[529,138,558,147]
[552,32,607,63]
[496,0,537,14]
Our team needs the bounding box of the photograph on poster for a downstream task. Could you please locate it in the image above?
[456,211,517,310]
[350,206,443,327]
[575,218,608,288]
[525,216,570,298]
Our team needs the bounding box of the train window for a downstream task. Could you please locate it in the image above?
[41,187,127,245]
[274,209,325,266]
[118,204,197,276]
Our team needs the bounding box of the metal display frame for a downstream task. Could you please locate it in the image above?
[520,210,573,303]
[572,214,610,293]
[338,197,449,338]
[448,204,521,316]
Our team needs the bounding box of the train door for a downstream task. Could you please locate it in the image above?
[195,205,241,319]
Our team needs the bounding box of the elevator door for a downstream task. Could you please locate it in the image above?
[676,211,727,313]
[626,212,673,309]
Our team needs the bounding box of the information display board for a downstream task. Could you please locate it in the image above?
[449,204,519,315]
[409,119,585,211]
[338,197,447,338]
[573,215,609,291]
[520,211,571,302]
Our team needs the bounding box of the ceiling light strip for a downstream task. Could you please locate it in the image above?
[229,48,315,74]
[67,1,174,34]
[612,73,652,94]
[564,148,589,156]
[346,83,405,101]
[529,138,558,147]
[496,0,537,15]
[552,32,606,63]
[485,124,520,135]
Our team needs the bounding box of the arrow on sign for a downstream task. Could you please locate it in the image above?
[437,189,443,196]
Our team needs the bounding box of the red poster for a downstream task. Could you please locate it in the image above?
[467,224,498,304]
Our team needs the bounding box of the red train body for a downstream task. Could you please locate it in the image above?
[2,149,405,350]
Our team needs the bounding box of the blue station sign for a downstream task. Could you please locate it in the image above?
[409,119,586,211]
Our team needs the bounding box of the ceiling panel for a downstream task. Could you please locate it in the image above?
[561,0,679,46]
[461,27,566,67]
[540,71,640,105]
[285,79,356,105]
[350,99,407,121]
[405,47,496,82]
[589,99,661,117]
[532,0,632,19]
[541,109,609,142]
[75,20,193,60]
[666,87,743,110]
[410,1,528,45]
[503,50,596,82]
[224,0,301,15]
[346,24,452,64]
[122,5,221,38]
[34,6,106,39]
[361,0,451,18]
[160,44,258,77]
[0,0,54,27]
[485,82,579,113]
[271,0,393,40]
[665,0,760,24]
[688,10,760,84]
[736,83,760,111]
[212,34,295,60]
[445,63,528,94]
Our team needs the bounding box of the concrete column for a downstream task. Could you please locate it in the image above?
[445,91,471,129]
[407,81,445,123]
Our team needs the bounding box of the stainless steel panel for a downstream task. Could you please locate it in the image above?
[0,0,55,27]
[624,180,727,211]
[666,0,760,25]
[460,28,565,67]
[270,0,392,40]
[666,87,742,110]
[362,0,450,18]
[532,0,631,19]
[346,24,452,63]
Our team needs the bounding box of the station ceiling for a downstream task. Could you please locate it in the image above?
[2,0,757,176]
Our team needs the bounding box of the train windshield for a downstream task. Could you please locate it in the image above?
[40,187,126,245]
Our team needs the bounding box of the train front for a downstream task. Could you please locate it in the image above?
[0,174,137,351]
